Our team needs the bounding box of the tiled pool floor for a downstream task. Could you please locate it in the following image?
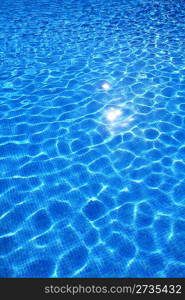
[0,0,185,277]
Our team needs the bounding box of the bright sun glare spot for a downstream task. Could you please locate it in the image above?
[105,107,122,122]
[102,82,111,90]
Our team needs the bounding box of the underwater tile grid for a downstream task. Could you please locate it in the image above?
[0,0,185,278]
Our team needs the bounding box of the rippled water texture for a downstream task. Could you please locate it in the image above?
[0,0,185,278]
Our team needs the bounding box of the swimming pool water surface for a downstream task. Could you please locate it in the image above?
[0,0,185,278]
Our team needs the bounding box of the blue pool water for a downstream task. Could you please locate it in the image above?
[0,0,185,278]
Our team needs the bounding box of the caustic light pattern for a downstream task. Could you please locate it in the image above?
[0,0,185,278]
